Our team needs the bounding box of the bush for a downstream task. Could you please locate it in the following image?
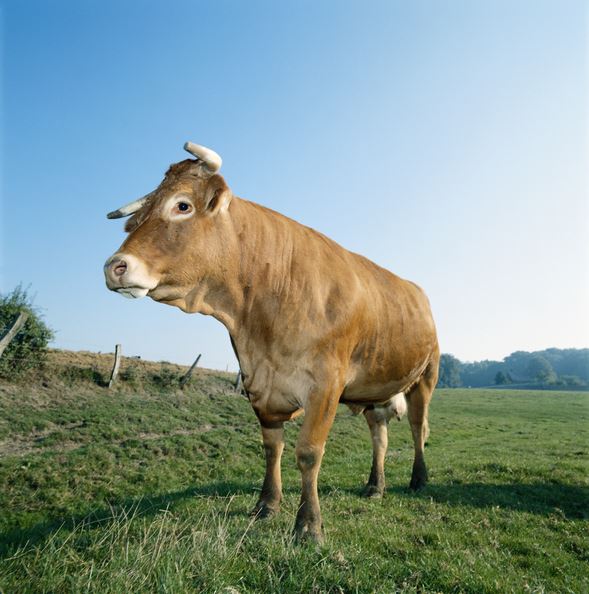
[60,365,104,386]
[559,375,586,388]
[0,285,54,377]
[149,365,179,390]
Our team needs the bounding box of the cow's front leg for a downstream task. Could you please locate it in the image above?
[294,392,339,544]
[251,421,284,519]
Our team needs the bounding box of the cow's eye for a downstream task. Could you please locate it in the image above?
[176,202,192,213]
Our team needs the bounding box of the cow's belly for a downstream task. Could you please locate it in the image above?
[341,378,408,403]
[341,354,430,404]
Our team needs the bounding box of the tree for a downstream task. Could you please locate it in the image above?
[504,351,533,382]
[494,371,510,385]
[461,359,505,387]
[438,354,462,388]
[0,285,53,377]
[544,348,589,382]
[526,354,556,384]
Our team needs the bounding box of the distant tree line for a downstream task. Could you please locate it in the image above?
[438,348,589,390]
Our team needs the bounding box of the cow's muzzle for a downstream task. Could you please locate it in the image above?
[104,253,158,299]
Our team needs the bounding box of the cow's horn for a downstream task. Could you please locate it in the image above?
[106,192,153,219]
[184,141,222,173]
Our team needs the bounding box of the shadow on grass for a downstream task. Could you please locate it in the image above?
[387,481,589,520]
[0,480,254,558]
[2,479,587,558]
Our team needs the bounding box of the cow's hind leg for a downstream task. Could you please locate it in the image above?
[406,354,438,490]
[251,421,284,519]
[362,394,407,497]
[362,407,388,498]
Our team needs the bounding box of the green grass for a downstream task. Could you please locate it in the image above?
[0,357,587,593]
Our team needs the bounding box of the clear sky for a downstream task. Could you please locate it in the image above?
[1,0,587,370]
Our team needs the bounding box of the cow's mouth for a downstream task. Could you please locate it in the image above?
[145,284,183,302]
[116,286,151,299]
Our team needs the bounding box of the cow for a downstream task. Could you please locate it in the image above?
[104,142,440,543]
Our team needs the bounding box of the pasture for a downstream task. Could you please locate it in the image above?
[0,351,587,593]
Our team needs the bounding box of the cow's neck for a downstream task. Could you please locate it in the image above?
[183,197,296,361]
[174,197,292,341]
[172,209,243,331]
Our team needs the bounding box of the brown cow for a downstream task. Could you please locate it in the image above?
[104,142,439,543]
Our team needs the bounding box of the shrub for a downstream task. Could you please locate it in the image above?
[149,365,179,390]
[0,285,54,377]
[60,365,104,386]
[120,364,140,387]
[559,375,586,388]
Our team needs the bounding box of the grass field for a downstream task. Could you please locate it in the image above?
[0,351,587,593]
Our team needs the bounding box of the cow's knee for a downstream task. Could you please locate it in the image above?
[296,444,322,472]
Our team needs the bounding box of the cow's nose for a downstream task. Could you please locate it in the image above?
[112,260,127,277]
[104,255,128,285]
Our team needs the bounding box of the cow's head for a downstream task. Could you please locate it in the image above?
[104,142,233,309]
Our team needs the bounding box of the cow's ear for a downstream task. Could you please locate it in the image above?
[202,178,232,216]
[124,214,139,233]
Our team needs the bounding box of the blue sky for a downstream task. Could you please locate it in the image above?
[1,0,587,370]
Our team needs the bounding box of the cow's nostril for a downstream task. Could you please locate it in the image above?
[113,261,127,277]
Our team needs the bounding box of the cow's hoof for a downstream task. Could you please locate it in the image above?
[250,501,280,519]
[293,524,324,545]
[409,461,428,491]
[361,484,384,498]
[409,474,428,491]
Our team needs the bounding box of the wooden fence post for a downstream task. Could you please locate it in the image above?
[0,311,29,358]
[234,370,243,393]
[108,344,122,388]
[180,353,201,388]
